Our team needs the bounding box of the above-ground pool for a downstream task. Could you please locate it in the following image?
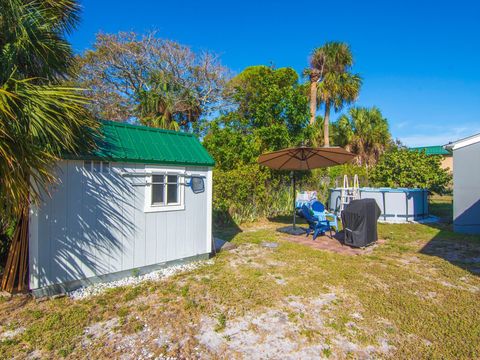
[328,187,429,223]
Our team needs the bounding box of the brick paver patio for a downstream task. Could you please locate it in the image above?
[278,229,385,255]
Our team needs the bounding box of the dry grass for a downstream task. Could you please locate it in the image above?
[1,201,480,359]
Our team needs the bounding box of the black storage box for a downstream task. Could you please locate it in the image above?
[341,199,381,248]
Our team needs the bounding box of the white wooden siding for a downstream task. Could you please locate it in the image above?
[29,160,212,290]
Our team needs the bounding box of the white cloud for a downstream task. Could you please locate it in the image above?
[395,121,409,129]
[399,124,480,147]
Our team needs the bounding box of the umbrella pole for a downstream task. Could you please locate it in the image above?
[292,171,296,229]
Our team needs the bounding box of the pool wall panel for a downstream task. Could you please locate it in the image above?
[328,188,429,223]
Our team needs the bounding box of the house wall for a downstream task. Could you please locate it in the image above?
[29,160,213,294]
[452,142,480,234]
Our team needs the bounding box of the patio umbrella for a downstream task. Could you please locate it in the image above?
[258,146,355,234]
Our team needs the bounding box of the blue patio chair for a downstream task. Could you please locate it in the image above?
[301,204,331,240]
[311,200,339,234]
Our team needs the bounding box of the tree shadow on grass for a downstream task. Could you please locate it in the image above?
[429,197,453,224]
[420,200,480,276]
[213,213,310,242]
[213,211,242,242]
[267,214,308,226]
[420,226,480,276]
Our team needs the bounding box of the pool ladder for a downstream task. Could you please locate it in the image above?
[339,175,360,212]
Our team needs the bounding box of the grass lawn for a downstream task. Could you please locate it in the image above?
[0,199,479,359]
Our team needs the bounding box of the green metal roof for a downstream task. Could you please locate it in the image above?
[409,145,450,156]
[66,120,215,167]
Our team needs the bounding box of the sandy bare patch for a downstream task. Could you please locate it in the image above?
[228,243,286,269]
[81,317,119,347]
[0,326,25,340]
[397,256,422,266]
[197,291,393,359]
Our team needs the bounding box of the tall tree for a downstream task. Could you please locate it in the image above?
[308,42,357,146]
[204,65,310,169]
[332,107,391,166]
[203,66,311,223]
[317,72,361,146]
[0,0,96,291]
[76,32,228,130]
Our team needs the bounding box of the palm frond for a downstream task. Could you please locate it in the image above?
[0,0,95,220]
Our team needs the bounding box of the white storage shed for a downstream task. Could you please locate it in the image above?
[29,121,214,296]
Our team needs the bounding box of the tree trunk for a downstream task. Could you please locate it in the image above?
[1,206,29,293]
[309,72,320,125]
[324,101,331,147]
[309,80,317,125]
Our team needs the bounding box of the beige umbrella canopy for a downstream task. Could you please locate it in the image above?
[258,146,355,171]
[258,146,355,234]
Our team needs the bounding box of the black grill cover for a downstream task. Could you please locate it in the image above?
[341,199,381,248]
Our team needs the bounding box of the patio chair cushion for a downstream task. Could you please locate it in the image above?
[311,201,325,213]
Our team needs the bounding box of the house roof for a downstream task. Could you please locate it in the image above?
[444,133,480,151]
[65,120,215,167]
[409,145,450,156]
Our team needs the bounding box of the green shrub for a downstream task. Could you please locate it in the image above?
[212,163,374,224]
[370,148,451,194]
[213,164,293,224]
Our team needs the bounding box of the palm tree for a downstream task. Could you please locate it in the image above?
[137,88,181,131]
[0,0,96,291]
[317,72,361,146]
[308,42,357,146]
[136,71,202,131]
[332,107,391,166]
[308,69,321,126]
[306,115,325,147]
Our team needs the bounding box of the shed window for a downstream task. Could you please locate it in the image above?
[151,174,180,206]
[166,175,179,204]
[151,175,165,205]
[145,170,185,212]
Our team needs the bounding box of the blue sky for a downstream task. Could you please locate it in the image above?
[69,0,480,147]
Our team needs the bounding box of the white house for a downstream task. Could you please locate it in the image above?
[445,133,480,234]
[29,121,214,296]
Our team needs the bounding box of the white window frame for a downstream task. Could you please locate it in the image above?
[144,166,185,212]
